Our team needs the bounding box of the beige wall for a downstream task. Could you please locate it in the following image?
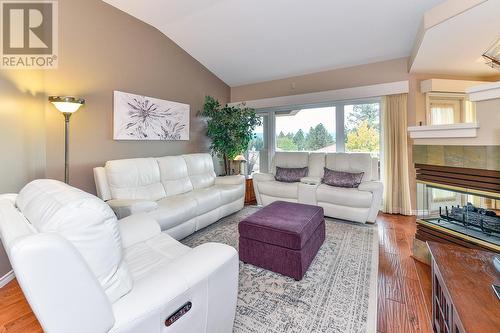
[0,71,47,277]
[230,58,498,212]
[413,97,500,146]
[231,58,411,102]
[0,0,229,195]
[41,0,229,194]
[407,73,498,127]
[231,59,492,127]
[0,0,230,193]
[0,72,46,193]
[0,0,229,276]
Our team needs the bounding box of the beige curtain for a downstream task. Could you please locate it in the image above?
[382,93,412,215]
[430,104,455,125]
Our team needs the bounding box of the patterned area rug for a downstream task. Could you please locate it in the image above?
[182,207,378,333]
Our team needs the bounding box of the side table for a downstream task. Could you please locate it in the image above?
[245,177,257,205]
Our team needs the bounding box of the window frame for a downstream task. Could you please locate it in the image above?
[252,97,381,174]
[425,92,475,125]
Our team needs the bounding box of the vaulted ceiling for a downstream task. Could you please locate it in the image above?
[102,0,445,86]
[409,0,500,77]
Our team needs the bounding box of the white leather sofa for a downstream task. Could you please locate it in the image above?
[0,179,238,333]
[94,153,245,240]
[253,152,383,223]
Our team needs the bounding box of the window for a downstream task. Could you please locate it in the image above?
[245,114,268,176]
[344,103,380,157]
[275,107,336,152]
[430,100,460,125]
[245,98,381,175]
[431,188,456,202]
[425,93,475,125]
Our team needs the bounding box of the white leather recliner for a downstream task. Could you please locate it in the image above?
[94,153,245,240]
[0,179,238,333]
[253,152,383,223]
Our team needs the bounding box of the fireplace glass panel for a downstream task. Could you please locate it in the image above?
[417,182,500,247]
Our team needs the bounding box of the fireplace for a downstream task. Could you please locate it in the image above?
[414,164,500,261]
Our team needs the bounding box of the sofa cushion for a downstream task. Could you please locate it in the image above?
[183,154,216,189]
[325,153,372,182]
[316,184,373,208]
[258,180,299,199]
[154,194,198,230]
[275,166,308,183]
[214,184,244,205]
[322,168,364,188]
[157,156,194,197]
[308,153,326,178]
[105,158,166,201]
[124,233,190,281]
[16,179,133,303]
[190,188,222,215]
[272,151,309,174]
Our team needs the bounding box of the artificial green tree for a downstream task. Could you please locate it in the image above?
[200,96,261,175]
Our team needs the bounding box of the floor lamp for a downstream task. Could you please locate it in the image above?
[48,96,85,184]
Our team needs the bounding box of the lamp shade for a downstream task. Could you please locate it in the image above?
[234,155,246,162]
[49,96,85,113]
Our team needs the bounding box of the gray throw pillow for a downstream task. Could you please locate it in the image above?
[275,166,308,183]
[322,167,364,188]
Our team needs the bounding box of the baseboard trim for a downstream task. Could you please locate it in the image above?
[0,270,14,288]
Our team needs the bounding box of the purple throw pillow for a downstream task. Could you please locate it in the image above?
[322,168,364,188]
[275,167,308,183]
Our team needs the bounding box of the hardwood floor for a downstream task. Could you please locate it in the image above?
[0,279,42,333]
[0,213,432,333]
[377,214,432,333]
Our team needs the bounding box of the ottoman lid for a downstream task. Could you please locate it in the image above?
[239,201,324,250]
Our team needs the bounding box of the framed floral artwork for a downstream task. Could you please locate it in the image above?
[113,90,189,140]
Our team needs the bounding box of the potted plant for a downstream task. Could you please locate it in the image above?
[200,96,261,176]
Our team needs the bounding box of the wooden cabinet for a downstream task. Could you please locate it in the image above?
[428,242,500,333]
[245,177,257,205]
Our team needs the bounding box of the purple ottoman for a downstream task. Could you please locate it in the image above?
[238,201,325,281]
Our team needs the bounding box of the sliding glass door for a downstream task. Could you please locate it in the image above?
[245,114,269,176]
[246,98,381,176]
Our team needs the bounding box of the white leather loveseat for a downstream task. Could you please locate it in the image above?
[0,179,238,333]
[253,152,383,223]
[94,153,244,240]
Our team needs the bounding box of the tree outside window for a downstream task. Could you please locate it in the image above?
[344,103,380,155]
[275,107,336,152]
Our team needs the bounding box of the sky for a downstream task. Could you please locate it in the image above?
[275,107,336,135]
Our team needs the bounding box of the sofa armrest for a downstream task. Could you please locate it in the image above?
[252,173,275,182]
[10,233,114,333]
[112,242,238,333]
[106,199,159,219]
[93,167,112,201]
[358,181,383,223]
[214,175,245,186]
[252,173,274,205]
[358,181,383,193]
[0,193,17,205]
[119,213,161,248]
[300,177,321,185]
